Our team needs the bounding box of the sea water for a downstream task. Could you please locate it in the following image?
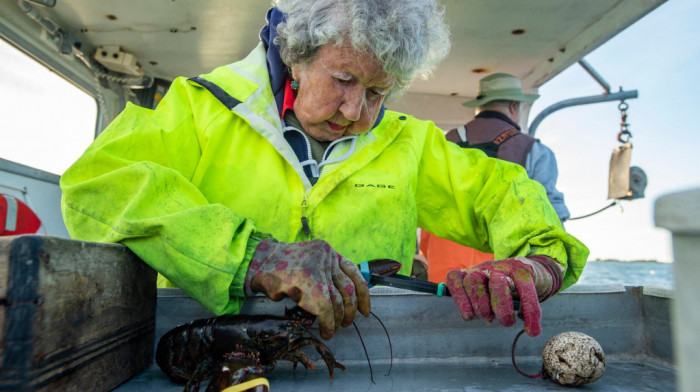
[575,260,674,287]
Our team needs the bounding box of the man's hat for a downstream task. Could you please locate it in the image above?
[462,73,540,108]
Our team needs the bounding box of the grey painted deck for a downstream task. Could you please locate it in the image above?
[114,284,676,391]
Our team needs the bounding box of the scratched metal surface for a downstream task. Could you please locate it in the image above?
[114,358,674,392]
[114,285,675,391]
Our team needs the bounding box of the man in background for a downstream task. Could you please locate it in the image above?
[422,73,569,283]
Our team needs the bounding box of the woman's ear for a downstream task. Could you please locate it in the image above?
[290,65,300,82]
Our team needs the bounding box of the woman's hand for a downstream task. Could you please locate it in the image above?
[244,238,370,340]
[445,255,563,337]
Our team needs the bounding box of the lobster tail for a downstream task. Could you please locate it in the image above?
[156,319,216,383]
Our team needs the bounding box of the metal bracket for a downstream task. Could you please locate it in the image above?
[528,59,638,137]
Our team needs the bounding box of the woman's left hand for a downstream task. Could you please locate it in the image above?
[445,255,563,337]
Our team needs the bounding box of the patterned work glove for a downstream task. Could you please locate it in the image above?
[445,255,563,337]
[244,238,370,340]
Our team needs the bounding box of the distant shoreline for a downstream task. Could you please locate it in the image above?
[577,260,674,287]
[588,259,672,263]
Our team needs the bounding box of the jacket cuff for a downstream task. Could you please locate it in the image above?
[229,232,269,298]
[519,255,564,302]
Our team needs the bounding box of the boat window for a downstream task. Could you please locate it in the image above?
[0,39,96,176]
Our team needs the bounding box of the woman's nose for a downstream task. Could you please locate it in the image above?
[340,86,365,121]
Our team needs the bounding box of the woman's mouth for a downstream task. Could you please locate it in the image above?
[327,121,347,132]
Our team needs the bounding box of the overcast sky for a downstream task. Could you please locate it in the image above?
[530,0,700,262]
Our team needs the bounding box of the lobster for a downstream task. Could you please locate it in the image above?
[156,259,401,391]
[156,306,344,392]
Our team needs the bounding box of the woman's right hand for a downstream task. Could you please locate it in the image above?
[244,238,370,340]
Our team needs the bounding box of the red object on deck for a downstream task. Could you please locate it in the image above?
[0,194,42,236]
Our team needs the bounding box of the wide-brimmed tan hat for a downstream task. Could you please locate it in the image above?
[463,73,540,108]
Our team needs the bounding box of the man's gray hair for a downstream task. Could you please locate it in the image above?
[273,0,451,101]
[479,100,522,112]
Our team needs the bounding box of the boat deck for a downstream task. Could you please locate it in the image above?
[118,357,674,391]
[115,284,676,391]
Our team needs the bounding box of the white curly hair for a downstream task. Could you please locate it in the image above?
[273,0,451,101]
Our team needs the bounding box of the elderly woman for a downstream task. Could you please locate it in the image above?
[60,0,588,341]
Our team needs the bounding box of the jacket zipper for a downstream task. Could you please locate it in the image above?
[300,193,311,235]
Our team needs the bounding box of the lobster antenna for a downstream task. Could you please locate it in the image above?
[351,321,375,384]
[511,329,542,379]
[370,311,393,376]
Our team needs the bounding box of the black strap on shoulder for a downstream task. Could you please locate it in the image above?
[459,140,499,157]
[458,128,520,158]
[187,76,242,110]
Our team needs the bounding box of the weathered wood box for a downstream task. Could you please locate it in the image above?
[0,235,157,391]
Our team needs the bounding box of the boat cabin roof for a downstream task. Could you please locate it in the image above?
[0,0,665,129]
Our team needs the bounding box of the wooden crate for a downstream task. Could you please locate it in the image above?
[0,235,156,391]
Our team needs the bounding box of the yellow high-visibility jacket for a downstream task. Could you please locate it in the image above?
[60,43,588,315]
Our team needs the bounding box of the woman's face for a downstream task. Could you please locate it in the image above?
[291,44,395,142]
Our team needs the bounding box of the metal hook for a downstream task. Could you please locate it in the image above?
[617,100,631,143]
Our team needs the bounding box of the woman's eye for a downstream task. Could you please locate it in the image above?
[333,74,352,83]
[368,88,387,99]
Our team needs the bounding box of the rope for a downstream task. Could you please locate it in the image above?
[568,201,619,221]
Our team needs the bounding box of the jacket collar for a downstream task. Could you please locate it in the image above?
[475,110,521,131]
[260,7,288,115]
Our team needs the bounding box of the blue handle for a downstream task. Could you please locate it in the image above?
[359,261,372,287]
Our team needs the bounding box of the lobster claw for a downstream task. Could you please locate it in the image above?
[358,259,402,286]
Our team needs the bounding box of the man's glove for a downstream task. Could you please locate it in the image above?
[244,238,370,340]
[445,255,563,337]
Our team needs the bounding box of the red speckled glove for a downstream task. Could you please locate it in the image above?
[445,255,563,337]
[244,238,370,340]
